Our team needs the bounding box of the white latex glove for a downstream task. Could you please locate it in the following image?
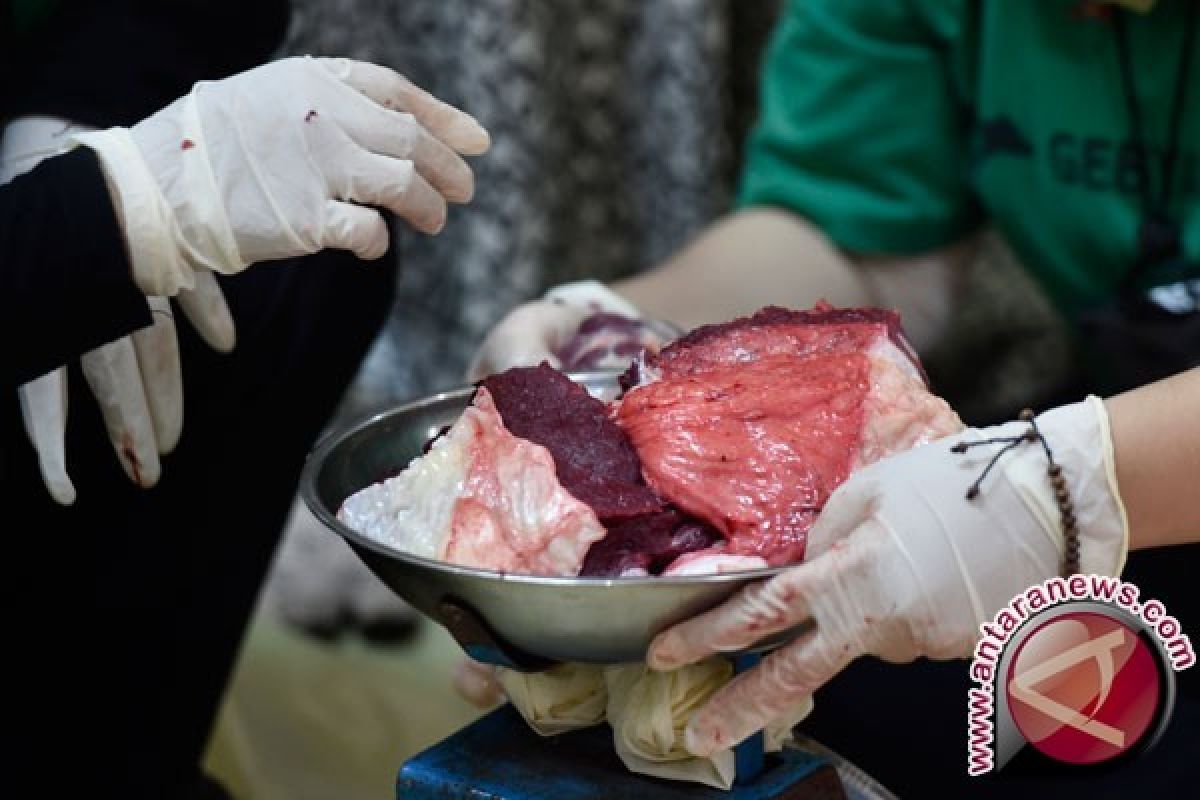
[2,117,235,502]
[467,280,660,380]
[454,658,507,709]
[647,396,1129,757]
[497,663,608,735]
[72,56,489,297]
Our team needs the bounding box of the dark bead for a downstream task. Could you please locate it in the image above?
[1051,475,1067,489]
[1019,409,1035,421]
[1025,430,1039,442]
[1056,487,1070,503]
[1064,513,1077,528]
[966,486,980,500]
[951,442,968,454]
[1048,464,1062,477]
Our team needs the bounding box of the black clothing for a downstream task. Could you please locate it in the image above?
[2,2,398,797]
[2,0,290,129]
[0,148,152,387]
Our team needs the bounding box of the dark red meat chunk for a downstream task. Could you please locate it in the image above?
[481,363,663,519]
[579,510,721,577]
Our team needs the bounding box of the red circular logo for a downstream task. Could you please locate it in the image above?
[1005,611,1161,765]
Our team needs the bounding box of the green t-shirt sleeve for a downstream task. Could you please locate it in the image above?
[737,0,982,255]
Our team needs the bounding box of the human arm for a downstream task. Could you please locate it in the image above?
[612,208,971,352]
[2,56,488,387]
[471,208,972,378]
[0,148,153,388]
[1107,367,1200,549]
[645,370,1199,756]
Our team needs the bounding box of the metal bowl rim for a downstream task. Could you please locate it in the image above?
[299,372,787,589]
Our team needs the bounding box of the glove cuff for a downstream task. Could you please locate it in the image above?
[1006,396,1130,577]
[543,280,643,319]
[71,127,197,296]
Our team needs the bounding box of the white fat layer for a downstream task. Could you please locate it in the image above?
[867,336,922,383]
[337,422,470,559]
[663,554,770,577]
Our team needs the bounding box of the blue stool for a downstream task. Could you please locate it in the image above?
[397,704,845,799]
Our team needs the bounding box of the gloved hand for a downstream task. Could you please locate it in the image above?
[453,657,507,708]
[646,396,1129,757]
[468,280,674,380]
[2,117,235,503]
[73,56,490,297]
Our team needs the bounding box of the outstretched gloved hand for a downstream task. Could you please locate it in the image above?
[468,280,676,380]
[646,396,1129,757]
[74,56,490,297]
[2,117,235,502]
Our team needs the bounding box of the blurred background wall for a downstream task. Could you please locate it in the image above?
[287,0,783,413]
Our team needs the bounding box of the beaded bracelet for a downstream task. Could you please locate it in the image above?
[951,409,1080,577]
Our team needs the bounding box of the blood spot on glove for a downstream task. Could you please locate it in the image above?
[121,438,143,486]
[180,139,195,150]
[305,109,319,122]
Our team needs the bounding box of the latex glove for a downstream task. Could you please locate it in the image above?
[2,117,235,502]
[467,280,672,380]
[497,663,607,735]
[454,658,507,709]
[647,396,1129,756]
[73,56,490,297]
[605,661,813,790]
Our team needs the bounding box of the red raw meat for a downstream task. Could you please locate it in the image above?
[338,388,606,576]
[481,364,663,520]
[618,304,961,566]
[578,510,721,577]
[644,303,921,381]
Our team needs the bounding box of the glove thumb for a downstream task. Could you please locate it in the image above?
[321,200,390,261]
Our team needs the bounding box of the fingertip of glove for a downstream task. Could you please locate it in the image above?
[645,632,684,671]
[48,481,77,507]
[683,719,718,758]
[451,117,491,156]
[210,325,237,354]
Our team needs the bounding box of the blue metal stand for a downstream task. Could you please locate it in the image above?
[732,654,766,785]
[397,704,843,799]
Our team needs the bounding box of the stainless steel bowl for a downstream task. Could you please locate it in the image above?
[300,373,788,668]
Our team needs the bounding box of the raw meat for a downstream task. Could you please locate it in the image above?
[578,511,722,577]
[643,304,922,382]
[618,304,961,566]
[338,387,606,576]
[481,364,662,520]
[342,303,960,578]
[482,365,716,576]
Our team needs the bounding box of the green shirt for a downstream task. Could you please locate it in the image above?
[737,0,1200,315]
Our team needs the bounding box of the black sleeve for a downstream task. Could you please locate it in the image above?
[2,0,291,127]
[0,147,152,389]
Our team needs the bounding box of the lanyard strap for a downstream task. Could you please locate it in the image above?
[1112,4,1197,218]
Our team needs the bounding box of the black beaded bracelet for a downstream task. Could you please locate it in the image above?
[951,409,1080,577]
